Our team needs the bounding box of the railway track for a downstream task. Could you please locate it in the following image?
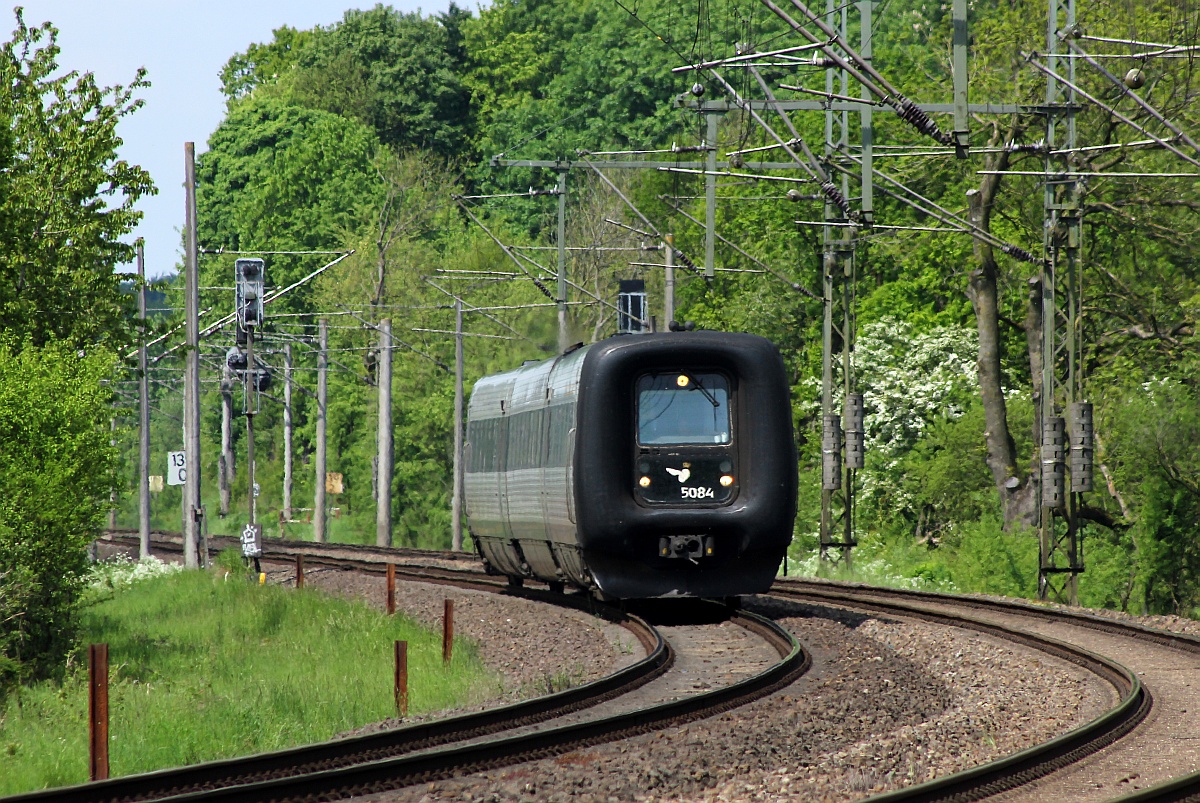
[14,535,808,803]
[81,533,1200,802]
[775,578,1200,802]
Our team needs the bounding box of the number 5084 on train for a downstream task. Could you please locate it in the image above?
[464,330,798,600]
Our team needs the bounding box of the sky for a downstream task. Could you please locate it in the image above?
[18,1,457,278]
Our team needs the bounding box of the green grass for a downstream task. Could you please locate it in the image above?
[0,564,499,795]
[788,515,1041,599]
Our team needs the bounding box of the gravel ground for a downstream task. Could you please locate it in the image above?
[337,591,1111,803]
[98,546,1155,801]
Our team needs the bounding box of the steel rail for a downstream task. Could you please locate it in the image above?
[141,609,807,803]
[381,562,1200,803]
[771,580,1152,802]
[92,535,1176,800]
[99,530,478,568]
[777,576,1200,655]
[54,535,808,803]
[12,547,667,803]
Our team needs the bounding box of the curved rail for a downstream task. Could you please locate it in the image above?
[141,608,809,803]
[102,530,473,566]
[1118,774,1200,802]
[772,581,1150,802]
[26,538,807,803]
[8,565,667,802]
[776,576,1200,655]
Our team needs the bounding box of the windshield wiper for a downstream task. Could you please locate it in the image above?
[688,376,721,408]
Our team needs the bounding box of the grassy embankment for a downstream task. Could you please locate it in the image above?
[0,555,499,795]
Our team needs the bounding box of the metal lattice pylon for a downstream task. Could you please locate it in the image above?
[1038,0,1087,604]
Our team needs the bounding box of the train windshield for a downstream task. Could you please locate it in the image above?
[637,372,731,445]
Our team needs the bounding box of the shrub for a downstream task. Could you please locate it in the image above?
[0,341,118,691]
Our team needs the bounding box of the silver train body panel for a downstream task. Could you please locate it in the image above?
[465,345,593,589]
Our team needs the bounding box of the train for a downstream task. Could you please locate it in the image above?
[463,330,798,600]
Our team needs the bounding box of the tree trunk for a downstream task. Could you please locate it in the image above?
[964,128,1038,527]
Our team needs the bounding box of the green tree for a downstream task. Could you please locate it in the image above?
[196,96,384,315]
[0,341,119,689]
[1100,378,1200,615]
[218,25,317,102]
[221,5,472,160]
[0,11,154,348]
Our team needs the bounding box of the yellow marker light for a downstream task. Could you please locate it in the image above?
[676,374,690,387]
[639,476,652,488]
[720,475,734,487]
[706,546,714,556]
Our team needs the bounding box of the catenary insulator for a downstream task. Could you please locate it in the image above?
[1069,402,1094,493]
[1041,416,1066,508]
[822,413,842,490]
[844,393,864,470]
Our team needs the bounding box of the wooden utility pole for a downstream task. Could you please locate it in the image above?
[137,240,150,558]
[376,319,393,548]
[555,169,569,351]
[219,376,233,517]
[663,234,675,324]
[314,319,328,542]
[183,142,201,569]
[88,643,109,782]
[283,343,294,521]
[451,301,464,551]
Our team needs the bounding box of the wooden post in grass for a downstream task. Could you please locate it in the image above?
[295,554,304,588]
[88,643,109,781]
[394,640,408,716]
[386,564,396,615]
[442,599,454,665]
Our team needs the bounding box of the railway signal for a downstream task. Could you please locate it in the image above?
[234,258,267,554]
[225,346,271,391]
[235,258,265,334]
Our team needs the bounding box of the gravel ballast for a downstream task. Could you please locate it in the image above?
[319,580,1113,803]
[97,546,1134,801]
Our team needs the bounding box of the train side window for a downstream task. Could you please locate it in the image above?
[485,419,498,472]
[465,422,478,472]
[503,410,543,471]
[637,372,731,445]
[494,418,507,472]
[546,405,573,467]
[508,412,523,470]
[467,419,498,473]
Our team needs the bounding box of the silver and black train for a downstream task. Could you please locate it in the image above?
[464,330,798,600]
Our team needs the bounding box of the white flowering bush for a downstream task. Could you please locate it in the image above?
[799,316,978,450]
[787,542,960,592]
[854,317,979,457]
[88,554,183,593]
[811,317,981,517]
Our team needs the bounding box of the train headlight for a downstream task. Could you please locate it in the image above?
[676,374,690,387]
[720,474,734,487]
[639,476,652,488]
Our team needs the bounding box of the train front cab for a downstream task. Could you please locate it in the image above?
[574,332,798,600]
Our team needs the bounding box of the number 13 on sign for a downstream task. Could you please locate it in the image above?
[167,451,186,486]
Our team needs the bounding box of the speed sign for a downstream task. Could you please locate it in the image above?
[167,451,186,486]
